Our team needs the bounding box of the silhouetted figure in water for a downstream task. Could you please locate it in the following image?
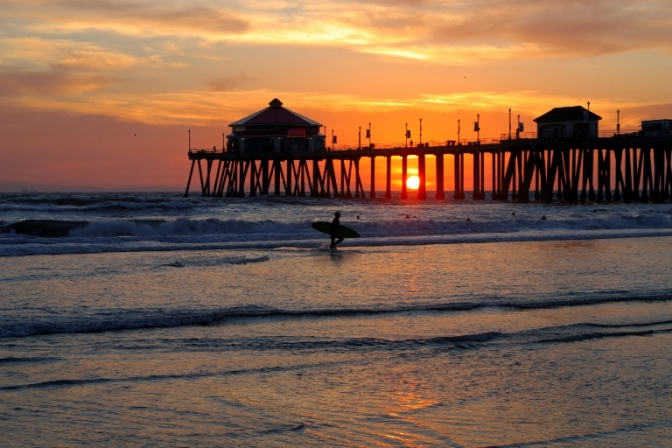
[330,212,344,250]
[541,215,547,221]
[512,212,515,216]
[466,217,471,222]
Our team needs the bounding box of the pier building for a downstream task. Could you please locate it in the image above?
[642,120,672,137]
[534,106,602,139]
[226,98,325,154]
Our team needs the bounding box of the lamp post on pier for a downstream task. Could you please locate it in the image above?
[405,123,409,148]
[587,101,591,138]
[508,108,512,140]
[458,119,461,145]
[419,118,423,146]
[358,126,361,150]
[367,122,371,148]
[617,109,620,135]
[517,115,520,139]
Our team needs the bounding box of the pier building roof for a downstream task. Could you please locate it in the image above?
[229,98,322,127]
[534,106,602,123]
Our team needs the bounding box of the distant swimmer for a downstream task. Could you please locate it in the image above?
[541,215,547,221]
[357,215,360,220]
[466,217,471,222]
[330,212,344,251]
[512,212,515,216]
[406,214,411,218]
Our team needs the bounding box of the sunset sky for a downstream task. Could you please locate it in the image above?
[2,0,672,189]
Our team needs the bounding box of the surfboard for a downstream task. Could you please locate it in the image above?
[311,221,360,238]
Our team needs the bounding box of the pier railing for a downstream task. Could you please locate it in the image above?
[189,138,503,155]
[189,129,646,155]
[499,129,641,140]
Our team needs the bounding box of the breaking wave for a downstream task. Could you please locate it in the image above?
[3,209,672,238]
[2,294,671,339]
[0,193,193,211]
[2,218,672,256]
[3,191,672,256]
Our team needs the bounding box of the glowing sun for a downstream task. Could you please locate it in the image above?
[406,175,420,190]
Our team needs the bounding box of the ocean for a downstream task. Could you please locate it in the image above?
[1,192,671,447]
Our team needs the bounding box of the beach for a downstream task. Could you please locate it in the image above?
[1,193,672,446]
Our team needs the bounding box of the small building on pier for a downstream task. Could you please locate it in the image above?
[226,98,325,154]
[534,106,602,139]
[641,119,672,136]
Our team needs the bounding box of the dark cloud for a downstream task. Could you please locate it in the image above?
[208,75,252,92]
[494,0,664,55]
[345,0,672,57]
[0,66,113,96]
[51,0,251,34]
[350,10,427,32]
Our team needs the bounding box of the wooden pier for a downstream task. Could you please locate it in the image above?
[184,136,672,203]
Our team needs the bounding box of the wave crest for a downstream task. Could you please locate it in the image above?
[2,295,671,339]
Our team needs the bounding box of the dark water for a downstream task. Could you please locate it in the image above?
[1,193,672,446]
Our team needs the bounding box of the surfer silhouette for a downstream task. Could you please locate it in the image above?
[330,212,344,250]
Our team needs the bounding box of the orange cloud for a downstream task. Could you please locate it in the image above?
[2,0,671,63]
[0,38,137,68]
[1,87,642,133]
